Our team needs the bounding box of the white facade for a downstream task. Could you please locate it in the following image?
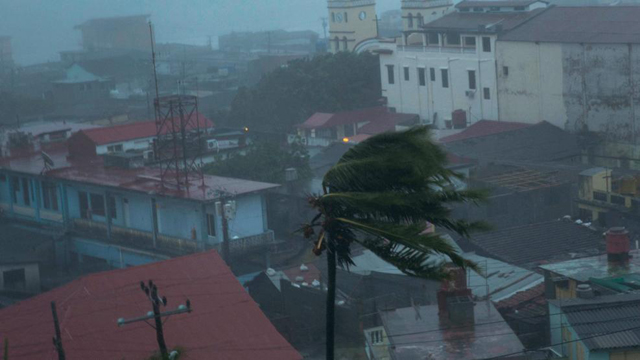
[380,33,499,126]
[96,137,154,155]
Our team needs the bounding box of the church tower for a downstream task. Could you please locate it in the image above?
[327,0,377,53]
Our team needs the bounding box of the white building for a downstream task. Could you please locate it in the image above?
[378,0,546,128]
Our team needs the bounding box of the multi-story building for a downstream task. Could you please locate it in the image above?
[0,137,277,269]
[378,1,546,126]
[327,0,378,53]
[74,14,152,53]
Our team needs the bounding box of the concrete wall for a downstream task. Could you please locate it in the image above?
[380,34,498,126]
[498,41,640,144]
[497,41,566,127]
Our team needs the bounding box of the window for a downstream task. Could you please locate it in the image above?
[441,69,449,88]
[369,329,384,345]
[428,33,439,45]
[3,269,26,291]
[108,196,117,219]
[473,7,483,12]
[503,66,509,76]
[207,213,216,237]
[331,12,335,22]
[446,33,461,46]
[593,191,608,202]
[418,68,426,86]
[342,37,348,50]
[21,178,30,206]
[417,13,423,27]
[407,13,413,28]
[482,37,492,52]
[611,195,626,206]
[514,6,525,10]
[483,87,491,100]
[464,37,476,47]
[344,12,348,23]
[468,70,476,90]
[489,6,500,11]
[42,182,59,211]
[79,191,89,219]
[90,193,105,217]
[388,107,396,113]
[107,144,123,153]
[334,37,340,52]
[403,66,410,81]
[460,7,470,12]
[386,65,395,84]
[430,67,436,82]
[11,177,19,204]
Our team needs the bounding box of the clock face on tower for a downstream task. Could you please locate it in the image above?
[359,11,367,20]
[336,13,343,22]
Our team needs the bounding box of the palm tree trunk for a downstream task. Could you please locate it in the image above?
[326,237,336,360]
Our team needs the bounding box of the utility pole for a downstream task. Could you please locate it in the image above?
[117,280,192,359]
[321,17,328,40]
[51,301,66,360]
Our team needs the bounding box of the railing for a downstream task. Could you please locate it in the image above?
[72,219,198,255]
[398,45,477,55]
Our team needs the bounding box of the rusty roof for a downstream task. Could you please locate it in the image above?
[500,6,640,44]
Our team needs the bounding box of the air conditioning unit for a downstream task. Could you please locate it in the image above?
[465,90,476,98]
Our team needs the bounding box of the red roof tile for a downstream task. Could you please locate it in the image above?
[440,120,532,143]
[78,113,214,145]
[0,251,301,360]
[297,107,417,130]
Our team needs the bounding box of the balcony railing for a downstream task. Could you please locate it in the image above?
[398,45,477,54]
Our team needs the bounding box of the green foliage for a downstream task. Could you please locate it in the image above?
[202,140,312,183]
[228,52,381,132]
[306,126,488,277]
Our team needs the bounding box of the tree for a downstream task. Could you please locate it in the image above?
[227,52,381,133]
[202,141,311,184]
[300,127,487,360]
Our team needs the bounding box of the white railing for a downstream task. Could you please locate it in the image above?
[398,45,477,55]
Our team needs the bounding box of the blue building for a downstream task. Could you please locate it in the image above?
[0,145,278,268]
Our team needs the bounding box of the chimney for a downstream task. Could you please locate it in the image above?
[446,296,475,324]
[606,227,631,264]
[576,284,595,299]
[437,266,472,315]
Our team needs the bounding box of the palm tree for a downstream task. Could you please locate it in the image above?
[301,126,487,360]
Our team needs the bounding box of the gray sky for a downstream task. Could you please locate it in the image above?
[0,0,399,65]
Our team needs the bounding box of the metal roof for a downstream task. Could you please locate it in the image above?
[540,249,640,282]
[551,293,640,351]
[297,107,417,130]
[421,8,545,32]
[0,251,302,360]
[500,6,640,44]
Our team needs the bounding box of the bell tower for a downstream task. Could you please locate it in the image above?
[327,0,377,53]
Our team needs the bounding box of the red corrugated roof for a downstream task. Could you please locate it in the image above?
[440,120,532,143]
[0,251,301,360]
[297,107,417,130]
[79,113,214,145]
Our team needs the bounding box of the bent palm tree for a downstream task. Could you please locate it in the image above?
[301,126,487,360]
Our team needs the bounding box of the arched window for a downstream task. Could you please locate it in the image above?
[408,13,414,28]
[417,13,424,27]
[334,37,340,52]
[344,12,348,23]
[331,12,335,22]
[343,37,348,50]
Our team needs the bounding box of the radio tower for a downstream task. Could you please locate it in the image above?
[149,22,205,191]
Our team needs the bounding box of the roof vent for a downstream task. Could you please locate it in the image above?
[312,279,320,287]
[576,284,595,299]
[266,268,276,276]
[295,276,304,282]
[300,263,309,272]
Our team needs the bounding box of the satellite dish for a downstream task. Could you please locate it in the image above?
[41,151,54,168]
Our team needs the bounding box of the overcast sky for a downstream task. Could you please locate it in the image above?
[0,0,399,65]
